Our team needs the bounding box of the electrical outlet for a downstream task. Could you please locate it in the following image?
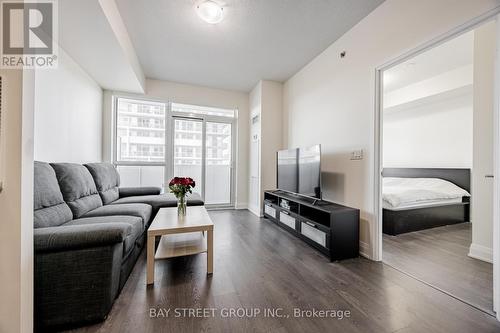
[350,149,363,160]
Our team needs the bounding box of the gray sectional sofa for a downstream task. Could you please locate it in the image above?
[33,161,203,331]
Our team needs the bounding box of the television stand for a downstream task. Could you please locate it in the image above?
[311,200,332,207]
[263,190,359,261]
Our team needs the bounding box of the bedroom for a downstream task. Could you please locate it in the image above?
[381,21,495,315]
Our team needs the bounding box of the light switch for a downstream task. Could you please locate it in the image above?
[350,149,363,160]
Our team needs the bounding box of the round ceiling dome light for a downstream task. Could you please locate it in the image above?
[196,1,224,24]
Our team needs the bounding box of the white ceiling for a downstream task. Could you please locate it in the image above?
[384,30,474,92]
[116,0,385,92]
[58,0,145,93]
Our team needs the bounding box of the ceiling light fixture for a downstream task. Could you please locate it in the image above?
[196,1,224,24]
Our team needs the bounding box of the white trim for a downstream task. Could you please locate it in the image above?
[372,69,383,261]
[469,243,494,263]
[374,7,500,262]
[493,14,500,318]
[373,8,500,319]
[165,101,172,186]
[235,203,248,210]
[202,118,207,201]
[377,7,500,71]
[205,206,235,211]
[359,241,370,259]
[0,75,3,194]
[248,204,262,217]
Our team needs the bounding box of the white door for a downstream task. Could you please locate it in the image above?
[471,21,496,263]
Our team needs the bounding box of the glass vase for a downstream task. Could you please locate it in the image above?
[177,196,187,217]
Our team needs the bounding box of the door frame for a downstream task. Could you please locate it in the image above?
[373,8,500,319]
[170,110,237,208]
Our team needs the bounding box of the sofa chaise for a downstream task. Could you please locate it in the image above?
[34,161,203,331]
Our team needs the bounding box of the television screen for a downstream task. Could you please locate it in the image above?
[298,144,321,199]
[277,148,298,194]
[277,145,321,199]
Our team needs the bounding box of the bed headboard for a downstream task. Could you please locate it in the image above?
[382,168,471,193]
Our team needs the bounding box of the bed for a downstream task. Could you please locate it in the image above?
[382,168,471,235]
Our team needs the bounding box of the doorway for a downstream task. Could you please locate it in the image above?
[374,16,500,318]
[172,116,234,206]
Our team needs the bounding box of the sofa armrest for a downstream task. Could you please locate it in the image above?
[119,186,162,198]
[34,223,131,253]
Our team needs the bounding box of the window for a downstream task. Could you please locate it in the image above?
[114,97,236,206]
[115,98,166,163]
[172,102,235,118]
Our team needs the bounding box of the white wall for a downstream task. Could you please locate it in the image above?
[283,0,500,258]
[59,0,145,93]
[0,69,34,333]
[260,81,283,203]
[97,0,145,92]
[247,80,283,216]
[34,47,103,163]
[104,79,249,208]
[384,95,473,168]
[248,82,262,215]
[383,65,473,168]
[470,21,496,262]
[384,65,473,108]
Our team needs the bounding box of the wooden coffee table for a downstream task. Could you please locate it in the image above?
[147,206,214,285]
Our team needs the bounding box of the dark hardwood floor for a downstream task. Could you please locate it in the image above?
[383,222,493,315]
[69,211,500,333]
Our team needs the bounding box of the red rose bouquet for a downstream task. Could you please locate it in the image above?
[168,177,196,216]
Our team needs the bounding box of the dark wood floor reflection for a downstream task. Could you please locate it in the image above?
[69,211,499,333]
[383,222,493,315]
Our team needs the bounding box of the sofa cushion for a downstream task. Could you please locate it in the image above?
[34,221,131,253]
[82,203,152,227]
[84,163,120,205]
[64,216,144,258]
[119,186,161,198]
[34,161,73,228]
[111,192,204,213]
[51,163,103,219]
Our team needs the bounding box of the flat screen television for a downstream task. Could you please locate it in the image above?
[277,144,321,199]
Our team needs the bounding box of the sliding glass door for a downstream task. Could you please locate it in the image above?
[205,122,232,205]
[115,97,236,207]
[173,118,203,196]
[172,117,234,206]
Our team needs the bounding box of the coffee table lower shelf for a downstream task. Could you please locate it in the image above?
[155,232,207,259]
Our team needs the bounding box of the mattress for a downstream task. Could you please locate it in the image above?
[382,197,464,211]
[383,177,470,211]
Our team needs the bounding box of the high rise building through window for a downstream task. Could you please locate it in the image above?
[116,98,166,162]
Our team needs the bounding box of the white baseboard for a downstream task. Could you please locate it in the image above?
[468,243,493,263]
[359,241,370,259]
[235,203,248,210]
[248,205,262,217]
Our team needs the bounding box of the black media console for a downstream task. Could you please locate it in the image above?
[263,190,360,261]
